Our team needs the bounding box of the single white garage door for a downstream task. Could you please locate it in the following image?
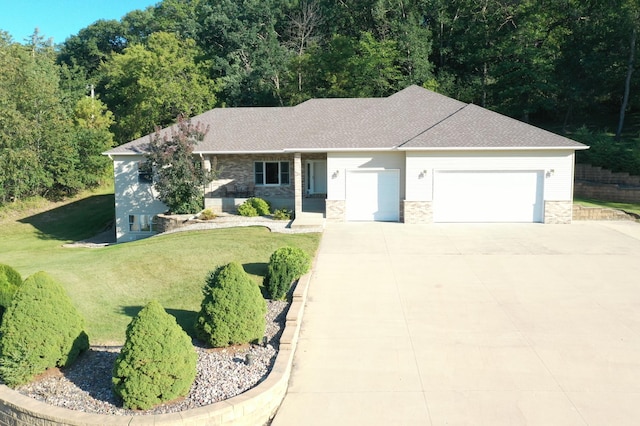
[346,169,400,221]
[433,170,544,222]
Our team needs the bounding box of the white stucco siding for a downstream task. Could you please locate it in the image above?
[326,151,405,200]
[405,150,575,202]
[113,155,167,242]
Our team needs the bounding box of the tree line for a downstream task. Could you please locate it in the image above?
[1,0,638,203]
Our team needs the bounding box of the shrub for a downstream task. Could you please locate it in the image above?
[249,197,271,215]
[0,271,89,387]
[0,264,22,320]
[237,201,258,217]
[194,262,266,347]
[199,208,216,220]
[112,300,197,410]
[264,247,312,300]
[272,208,292,221]
[237,197,270,217]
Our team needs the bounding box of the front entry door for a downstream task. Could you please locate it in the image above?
[306,160,327,194]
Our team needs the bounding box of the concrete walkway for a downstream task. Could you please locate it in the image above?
[272,221,640,426]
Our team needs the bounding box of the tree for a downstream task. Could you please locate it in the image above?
[71,96,115,187]
[194,262,266,347]
[112,300,197,410]
[616,0,640,140]
[144,116,216,214]
[101,31,219,143]
[0,271,89,387]
[196,0,290,106]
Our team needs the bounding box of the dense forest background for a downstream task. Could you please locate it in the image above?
[1,0,639,204]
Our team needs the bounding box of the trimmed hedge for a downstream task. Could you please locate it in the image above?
[0,271,89,387]
[194,262,266,347]
[112,300,197,410]
[0,264,22,320]
[264,247,312,300]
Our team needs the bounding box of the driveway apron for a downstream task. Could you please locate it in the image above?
[272,221,640,426]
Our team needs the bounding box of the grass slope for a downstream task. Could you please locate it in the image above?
[0,190,320,344]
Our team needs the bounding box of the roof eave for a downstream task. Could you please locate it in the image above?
[399,145,589,151]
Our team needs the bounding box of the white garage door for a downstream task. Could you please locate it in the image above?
[346,169,400,221]
[433,170,544,223]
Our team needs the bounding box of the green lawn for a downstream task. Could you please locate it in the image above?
[0,190,321,345]
[574,197,640,216]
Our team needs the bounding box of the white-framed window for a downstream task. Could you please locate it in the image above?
[254,161,290,185]
[137,161,153,184]
[129,214,155,232]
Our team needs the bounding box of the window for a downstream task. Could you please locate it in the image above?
[129,215,155,232]
[254,161,290,185]
[138,161,153,184]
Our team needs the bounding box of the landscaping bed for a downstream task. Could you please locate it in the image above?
[15,300,288,415]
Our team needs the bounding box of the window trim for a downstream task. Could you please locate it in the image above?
[254,161,290,186]
[128,214,156,233]
[137,161,153,184]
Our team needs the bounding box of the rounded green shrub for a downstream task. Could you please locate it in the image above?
[264,247,312,300]
[194,262,266,347]
[0,264,22,320]
[237,201,258,217]
[0,271,89,387]
[112,300,197,410]
[237,197,271,217]
[248,197,271,215]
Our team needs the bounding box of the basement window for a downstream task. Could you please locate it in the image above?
[129,215,155,232]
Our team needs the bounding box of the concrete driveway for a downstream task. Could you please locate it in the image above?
[272,221,640,426]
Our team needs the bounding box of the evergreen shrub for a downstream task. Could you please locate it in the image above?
[0,264,22,320]
[264,247,312,300]
[112,300,197,410]
[0,271,89,387]
[194,262,266,347]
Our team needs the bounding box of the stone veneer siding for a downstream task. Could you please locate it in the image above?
[402,201,433,224]
[326,200,345,222]
[205,154,295,199]
[544,200,573,224]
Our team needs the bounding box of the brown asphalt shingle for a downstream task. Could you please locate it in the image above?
[105,86,585,155]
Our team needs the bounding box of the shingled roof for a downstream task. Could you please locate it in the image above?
[105,85,586,155]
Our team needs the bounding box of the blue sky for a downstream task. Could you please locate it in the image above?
[0,0,159,44]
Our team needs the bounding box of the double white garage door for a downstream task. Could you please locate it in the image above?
[433,170,544,223]
[345,169,543,223]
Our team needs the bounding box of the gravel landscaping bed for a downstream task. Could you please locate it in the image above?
[15,300,288,416]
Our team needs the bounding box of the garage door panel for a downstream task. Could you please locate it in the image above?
[346,170,399,222]
[434,171,543,223]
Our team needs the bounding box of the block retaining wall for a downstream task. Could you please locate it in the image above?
[572,205,637,221]
[0,273,313,426]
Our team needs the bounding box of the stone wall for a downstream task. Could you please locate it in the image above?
[572,205,636,221]
[575,164,640,186]
[155,214,195,233]
[574,164,640,203]
[574,181,640,204]
[402,201,433,224]
[205,154,294,199]
[326,200,345,222]
[544,201,573,224]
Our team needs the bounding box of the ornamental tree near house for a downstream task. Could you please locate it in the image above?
[143,115,218,214]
